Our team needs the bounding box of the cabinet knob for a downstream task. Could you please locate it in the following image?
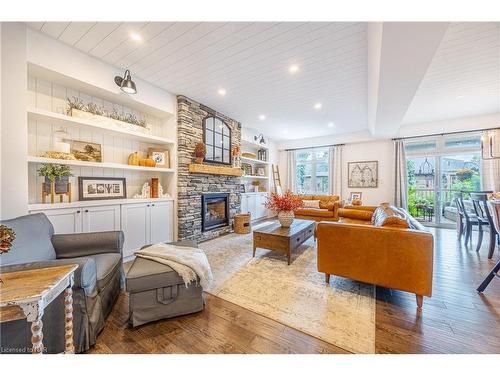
[85,209,89,213]
[76,210,81,214]
[152,204,155,207]
[147,204,150,207]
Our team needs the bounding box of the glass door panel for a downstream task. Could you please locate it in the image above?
[439,153,481,227]
[407,156,438,224]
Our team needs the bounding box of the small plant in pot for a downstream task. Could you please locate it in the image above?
[194,142,206,164]
[38,164,73,194]
[265,190,303,228]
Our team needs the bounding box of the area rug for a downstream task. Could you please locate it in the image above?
[199,222,376,354]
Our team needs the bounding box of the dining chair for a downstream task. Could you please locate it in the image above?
[454,193,465,240]
[456,193,479,247]
[477,200,500,293]
[470,192,498,259]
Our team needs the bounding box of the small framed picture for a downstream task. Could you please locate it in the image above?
[71,140,102,162]
[256,167,266,176]
[78,177,126,201]
[349,192,362,202]
[148,148,170,168]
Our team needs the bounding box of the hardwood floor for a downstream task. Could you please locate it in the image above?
[88,228,499,354]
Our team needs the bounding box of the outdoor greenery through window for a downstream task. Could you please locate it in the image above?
[404,133,482,226]
[295,148,329,195]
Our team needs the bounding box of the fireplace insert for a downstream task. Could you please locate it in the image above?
[201,193,230,232]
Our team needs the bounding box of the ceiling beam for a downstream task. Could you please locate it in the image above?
[368,22,449,138]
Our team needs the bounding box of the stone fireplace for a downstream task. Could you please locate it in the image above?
[177,95,241,241]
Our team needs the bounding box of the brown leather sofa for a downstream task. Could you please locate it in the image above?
[294,195,342,222]
[317,203,434,308]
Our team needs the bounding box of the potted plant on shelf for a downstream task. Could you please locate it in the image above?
[38,164,73,203]
[194,142,206,164]
[265,190,303,228]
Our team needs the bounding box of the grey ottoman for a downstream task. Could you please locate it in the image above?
[126,241,204,327]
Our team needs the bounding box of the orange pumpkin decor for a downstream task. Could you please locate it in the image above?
[128,152,140,166]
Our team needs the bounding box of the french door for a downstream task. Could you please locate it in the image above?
[405,134,482,228]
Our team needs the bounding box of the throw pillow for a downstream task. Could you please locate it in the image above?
[303,200,320,209]
[319,199,336,210]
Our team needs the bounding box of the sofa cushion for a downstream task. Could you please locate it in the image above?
[338,208,374,222]
[89,253,122,291]
[295,208,335,218]
[303,200,320,208]
[373,204,409,228]
[0,213,56,266]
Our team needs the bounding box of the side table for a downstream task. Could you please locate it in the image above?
[0,264,78,354]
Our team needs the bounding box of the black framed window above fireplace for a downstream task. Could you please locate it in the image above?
[203,116,231,165]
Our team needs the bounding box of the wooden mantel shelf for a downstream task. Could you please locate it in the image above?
[188,164,243,177]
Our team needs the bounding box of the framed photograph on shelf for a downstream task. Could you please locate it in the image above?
[348,160,378,188]
[256,167,266,176]
[71,140,102,162]
[148,148,170,168]
[78,177,126,201]
[349,192,362,202]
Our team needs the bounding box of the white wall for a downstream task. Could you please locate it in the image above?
[1,23,28,220]
[341,140,393,205]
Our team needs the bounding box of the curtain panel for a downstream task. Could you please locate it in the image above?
[393,140,408,209]
[329,145,343,197]
[285,150,296,193]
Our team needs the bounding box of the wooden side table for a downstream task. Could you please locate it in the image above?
[0,264,78,354]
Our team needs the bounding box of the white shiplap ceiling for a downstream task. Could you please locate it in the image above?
[26,22,500,140]
[403,22,500,125]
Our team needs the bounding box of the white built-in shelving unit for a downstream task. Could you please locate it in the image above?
[26,62,177,206]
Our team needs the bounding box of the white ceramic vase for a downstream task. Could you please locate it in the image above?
[278,210,294,228]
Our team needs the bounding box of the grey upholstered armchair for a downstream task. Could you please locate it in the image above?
[0,213,124,353]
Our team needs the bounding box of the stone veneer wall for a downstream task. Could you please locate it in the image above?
[177,95,242,241]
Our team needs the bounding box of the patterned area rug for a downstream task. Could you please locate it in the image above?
[199,222,376,354]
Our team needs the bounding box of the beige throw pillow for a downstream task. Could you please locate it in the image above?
[303,200,320,209]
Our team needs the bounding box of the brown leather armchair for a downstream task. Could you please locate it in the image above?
[317,205,434,308]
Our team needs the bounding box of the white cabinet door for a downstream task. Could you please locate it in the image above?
[241,194,249,213]
[149,201,173,244]
[248,194,257,219]
[30,208,82,234]
[257,193,268,219]
[121,203,149,258]
[82,205,121,233]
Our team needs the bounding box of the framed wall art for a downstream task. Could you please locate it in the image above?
[348,161,378,188]
[78,177,127,201]
[148,148,170,168]
[71,140,102,162]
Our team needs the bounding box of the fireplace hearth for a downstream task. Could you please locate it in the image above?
[201,193,230,232]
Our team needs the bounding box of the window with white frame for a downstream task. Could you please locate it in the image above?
[295,148,330,195]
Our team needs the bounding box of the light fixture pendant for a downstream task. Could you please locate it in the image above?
[254,133,266,145]
[114,69,137,94]
[481,129,500,160]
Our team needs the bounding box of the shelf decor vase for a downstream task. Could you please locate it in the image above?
[278,210,294,228]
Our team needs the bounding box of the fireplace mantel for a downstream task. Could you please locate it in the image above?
[188,163,243,177]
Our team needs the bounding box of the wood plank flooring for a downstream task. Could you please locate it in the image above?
[88,228,500,354]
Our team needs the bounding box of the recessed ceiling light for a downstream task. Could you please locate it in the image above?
[217,88,226,96]
[282,130,289,134]
[314,103,322,110]
[456,95,465,99]
[129,32,142,42]
[327,122,334,128]
[288,64,299,74]
[259,114,266,121]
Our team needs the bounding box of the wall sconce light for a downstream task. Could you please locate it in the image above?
[481,130,500,160]
[254,134,266,145]
[114,69,137,94]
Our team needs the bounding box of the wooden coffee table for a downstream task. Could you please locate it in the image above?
[253,219,315,265]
